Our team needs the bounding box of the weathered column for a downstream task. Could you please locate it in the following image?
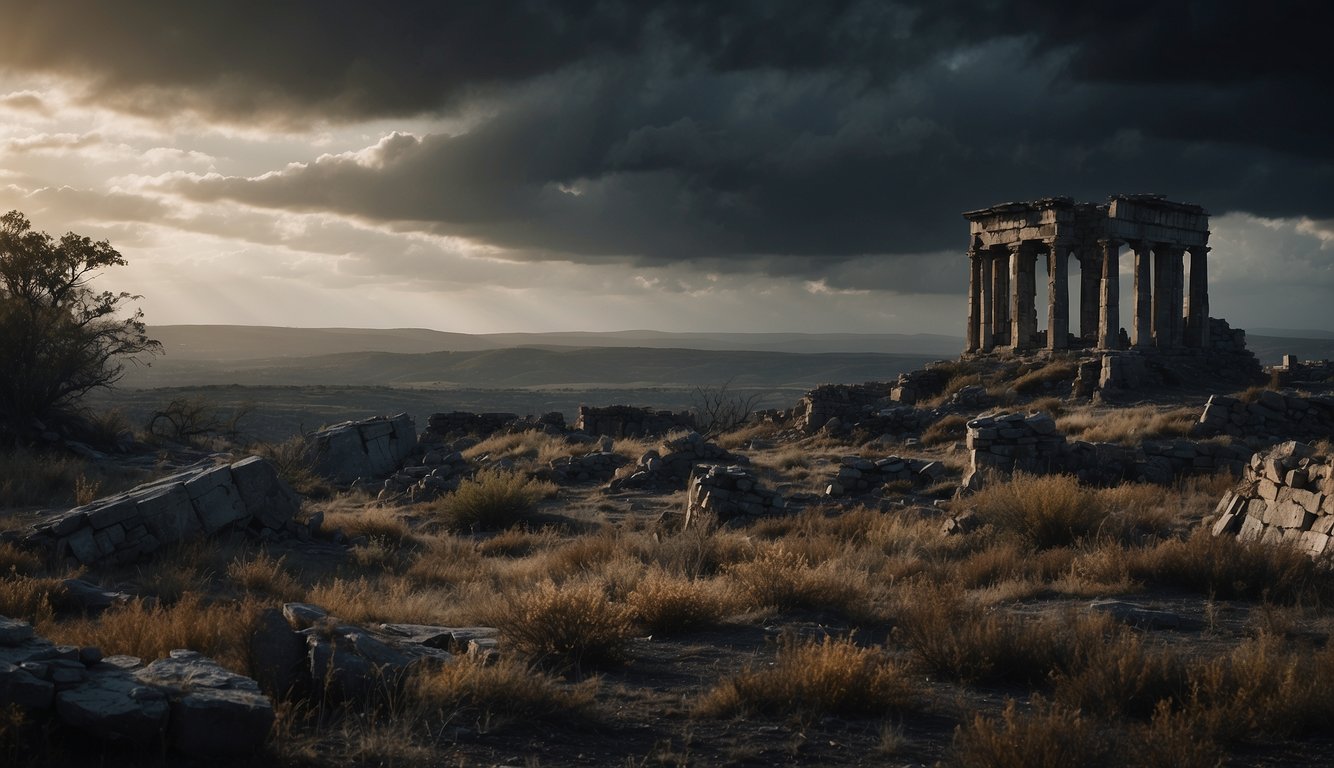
[1078,249,1101,342]
[1097,239,1120,350]
[966,249,981,353]
[991,247,1010,346]
[1152,245,1170,349]
[1011,243,1037,350]
[979,253,994,352]
[1186,246,1210,348]
[1131,241,1152,348]
[1047,241,1069,350]
[1168,246,1186,349]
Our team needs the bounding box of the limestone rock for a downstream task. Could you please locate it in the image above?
[135,650,274,757]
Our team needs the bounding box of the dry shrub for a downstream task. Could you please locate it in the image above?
[487,579,634,668]
[435,469,556,531]
[254,435,333,498]
[895,585,1113,685]
[1027,395,1067,417]
[226,551,303,600]
[1189,633,1334,739]
[969,473,1104,548]
[638,520,753,578]
[626,569,736,633]
[43,593,259,673]
[921,414,970,447]
[479,526,557,558]
[949,541,1074,588]
[725,544,868,618]
[463,431,575,468]
[542,529,626,579]
[1051,633,1188,719]
[697,634,918,718]
[1012,361,1078,394]
[948,699,1111,768]
[1129,702,1224,768]
[0,575,65,623]
[1126,528,1334,603]
[0,543,43,576]
[404,536,490,587]
[410,655,596,724]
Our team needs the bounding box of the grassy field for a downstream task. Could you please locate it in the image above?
[6,391,1334,766]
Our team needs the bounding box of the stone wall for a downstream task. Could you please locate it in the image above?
[793,382,937,436]
[424,411,521,437]
[1194,391,1334,441]
[12,457,301,566]
[1271,356,1334,386]
[1212,441,1334,555]
[307,414,416,484]
[0,616,272,756]
[824,455,948,498]
[684,464,786,527]
[611,432,744,490]
[964,411,1250,488]
[890,365,952,405]
[574,405,695,438]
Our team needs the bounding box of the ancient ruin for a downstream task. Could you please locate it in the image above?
[964,195,1212,354]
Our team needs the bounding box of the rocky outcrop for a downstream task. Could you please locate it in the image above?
[684,465,786,528]
[824,455,948,498]
[610,432,745,490]
[13,457,300,566]
[1193,391,1334,442]
[0,617,272,756]
[547,450,631,485]
[247,603,497,702]
[793,382,893,432]
[575,405,695,438]
[1211,441,1334,555]
[307,414,416,484]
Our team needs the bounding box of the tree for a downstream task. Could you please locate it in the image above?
[0,210,160,440]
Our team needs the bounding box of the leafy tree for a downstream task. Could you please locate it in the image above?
[0,210,160,440]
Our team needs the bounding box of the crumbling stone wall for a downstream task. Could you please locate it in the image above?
[793,382,893,432]
[575,405,694,438]
[12,457,300,566]
[684,464,785,527]
[307,414,416,484]
[1271,356,1334,386]
[1212,441,1334,555]
[965,411,1250,487]
[424,411,519,437]
[890,366,951,405]
[824,455,948,497]
[611,432,744,490]
[1194,391,1334,441]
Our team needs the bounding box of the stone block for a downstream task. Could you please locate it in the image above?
[1257,479,1281,502]
[310,427,371,484]
[63,526,102,564]
[1271,500,1315,530]
[55,670,170,743]
[230,457,300,530]
[1301,530,1331,557]
[135,483,200,547]
[184,465,249,534]
[1290,488,1324,515]
[84,496,141,531]
[135,650,273,757]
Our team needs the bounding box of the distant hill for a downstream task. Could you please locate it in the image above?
[147,325,964,360]
[1246,335,1334,366]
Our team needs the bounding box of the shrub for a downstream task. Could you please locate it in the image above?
[626,569,735,633]
[1012,361,1077,394]
[947,699,1112,768]
[697,634,918,718]
[725,544,868,617]
[225,552,303,600]
[1126,528,1334,603]
[921,414,969,446]
[969,473,1104,548]
[435,469,555,531]
[410,655,596,724]
[486,579,634,669]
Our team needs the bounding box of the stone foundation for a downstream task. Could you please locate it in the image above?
[1194,391,1334,442]
[824,455,948,497]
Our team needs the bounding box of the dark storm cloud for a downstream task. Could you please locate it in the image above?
[6,1,1331,271]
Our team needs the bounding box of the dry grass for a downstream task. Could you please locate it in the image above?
[254,435,334,498]
[0,575,66,623]
[226,551,304,600]
[485,578,634,668]
[1123,528,1334,603]
[1057,405,1198,445]
[0,543,43,576]
[1012,361,1078,395]
[626,569,737,633]
[0,447,147,509]
[41,593,259,673]
[305,576,455,625]
[463,431,579,468]
[432,469,557,531]
[725,544,874,619]
[697,634,918,718]
[320,504,416,547]
[410,655,597,723]
[948,699,1112,767]
[921,413,970,447]
[968,473,1105,548]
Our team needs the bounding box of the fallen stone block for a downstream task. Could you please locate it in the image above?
[135,650,274,757]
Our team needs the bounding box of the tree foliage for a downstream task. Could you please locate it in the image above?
[0,210,159,437]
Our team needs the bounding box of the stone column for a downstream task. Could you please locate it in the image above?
[1046,241,1069,350]
[1186,246,1210,348]
[966,248,981,353]
[1078,249,1101,342]
[979,253,994,352]
[1168,246,1186,348]
[991,247,1010,346]
[1152,245,1170,349]
[1131,240,1153,348]
[1097,239,1120,350]
[1011,243,1037,350]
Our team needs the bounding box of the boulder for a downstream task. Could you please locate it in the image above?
[135,650,274,757]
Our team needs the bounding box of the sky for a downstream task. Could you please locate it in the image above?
[0,0,1331,336]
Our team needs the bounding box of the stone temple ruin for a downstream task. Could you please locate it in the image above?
[964,195,1212,354]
